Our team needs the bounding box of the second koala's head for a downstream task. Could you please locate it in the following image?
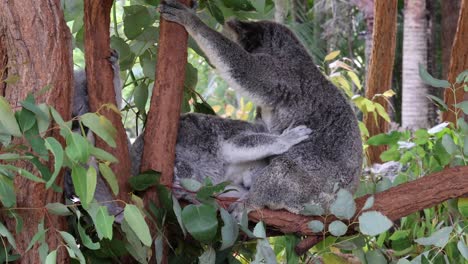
[224,19,303,55]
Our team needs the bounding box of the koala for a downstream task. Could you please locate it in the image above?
[159,0,363,214]
[130,114,312,200]
[65,49,123,219]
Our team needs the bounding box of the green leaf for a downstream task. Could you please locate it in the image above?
[418,64,451,88]
[128,170,160,191]
[300,203,325,216]
[367,131,401,146]
[65,133,90,164]
[181,204,218,243]
[26,226,47,252]
[180,178,202,192]
[124,204,152,247]
[457,240,468,260]
[329,220,347,237]
[308,220,324,233]
[123,5,157,39]
[222,0,255,11]
[172,195,187,237]
[359,211,393,236]
[199,246,216,264]
[0,174,16,207]
[80,113,117,148]
[0,222,16,249]
[415,226,453,247]
[330,189,356,220]
[441,134,457,155]
[206,0,224,24]
[16,108,36,133]
[0,96,22,137]
[24,123,48,159]
[458,198,468,217]
[111,36,136,71]
[365,250,387,264]
[184,63,198,91]
[71,165,95,209]
[362,196,374,210]
[98,163,119,195]
[46,203,72,216]
[44,137,63,188]
[59,231,85,263]
[77,223,100,250]
[90,147,118,163]
[455,70,468,84]
[219,208,239,250]
[253,221,267,238]
[87,204,115,240]
[194,102,216,115]
[134,83,149,113]
[324,50,340,62]
[3,165,45,183]
[427,95,448,112]
[45,250,57,264]
[455,101,468,115]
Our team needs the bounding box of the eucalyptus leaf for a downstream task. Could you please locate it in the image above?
[457,240,468,260]
[415,226,453,248]
[0,175,16,207]
[44,137,64,188]
[46,203,72,216]
[0,222,16,249]
[441,134,457,155]
[362,196,374,210]
[0,97,22,137]
[365,250,387,264]
[300,203,325,216]
[124,204,152,247]
[172,195,187,237]
[87,204,115,240]
[77,223,100,250]
[308,220,324,233]
[181,204,218,243]
[98,163,119,195]
[180,178,202,192]
[418,64,450,88]
[359,211,393,236]
[59,231,85,263]
[26,227,48,252]
[80,113,117,148]
[45,250,57,264]
[329,220,347,237]
[199,246,216,264]
[330,189,356,220]
[219,208,239,250]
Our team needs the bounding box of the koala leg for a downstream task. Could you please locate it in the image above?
[221,125,312,164]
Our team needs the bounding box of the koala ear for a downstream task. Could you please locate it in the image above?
[226,19,263,52]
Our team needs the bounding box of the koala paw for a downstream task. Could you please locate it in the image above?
[158,0,195,25]
[279,125,312,148]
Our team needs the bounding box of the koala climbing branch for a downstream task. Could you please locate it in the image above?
[225,166,468,255]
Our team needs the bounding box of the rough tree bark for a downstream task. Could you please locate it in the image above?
[140,0,191,262]
[443,0,468,124]
[228,166,468,254]
[0,1,73,262]
[84,0,132,202]
[363,0,397,164]
[441,0,461,78]
[401,0,429,129]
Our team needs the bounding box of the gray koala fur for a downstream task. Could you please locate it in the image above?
[130,114,311,200]
[159,0,363,214]
[66,50,123,220]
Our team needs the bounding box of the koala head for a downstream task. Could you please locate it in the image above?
[224,19,302,55]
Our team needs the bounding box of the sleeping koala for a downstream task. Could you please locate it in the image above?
[159,0,363,214]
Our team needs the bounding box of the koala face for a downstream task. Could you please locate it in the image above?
[225,19,299,55]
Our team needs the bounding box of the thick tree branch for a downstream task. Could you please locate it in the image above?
[363,0,397,163]
[231,166,468,254]
[84,0,132,201]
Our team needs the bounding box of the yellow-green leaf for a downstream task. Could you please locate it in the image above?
[324,50,341,62]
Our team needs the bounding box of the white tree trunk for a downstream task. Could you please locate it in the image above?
[402,0,429,129]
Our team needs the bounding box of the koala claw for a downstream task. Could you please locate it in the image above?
[280,125,312,145]
[159,0,194,25]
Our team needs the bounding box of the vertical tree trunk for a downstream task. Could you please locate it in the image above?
[351,0,375,68]
[274,0,288,23]
[84,0,132,202]
[141,0,191,262]
[364,0,398,164]
[443,0,468,124]
[0,1,73,262]
[441,0,461,78]
[401,0,429,129]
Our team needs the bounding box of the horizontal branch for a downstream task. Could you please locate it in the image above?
[221,166,468,254]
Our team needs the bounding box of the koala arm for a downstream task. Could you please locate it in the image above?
[222,125,312,164]
[159,0,282,106]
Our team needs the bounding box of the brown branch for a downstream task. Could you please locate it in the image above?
[140,1,191,263]
[363,0,397,163]
[84,0,132,201]
[229,166,468,253]
[443,0,468,124]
